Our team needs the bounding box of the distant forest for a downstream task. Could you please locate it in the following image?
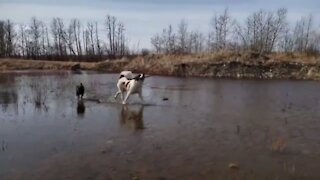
[0,8,319,61]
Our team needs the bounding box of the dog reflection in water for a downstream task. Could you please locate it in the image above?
[120,105,144,130]
[77,100,85,115]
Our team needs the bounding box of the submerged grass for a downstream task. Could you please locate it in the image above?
[271,136,288,153]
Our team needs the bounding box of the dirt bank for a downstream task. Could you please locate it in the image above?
[171,61,320,80]
[1,52,320,80]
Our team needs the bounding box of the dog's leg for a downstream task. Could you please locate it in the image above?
[114,91,121,99]
[138,92,144,103]
[123,91,131,104]
[120,91,125,103]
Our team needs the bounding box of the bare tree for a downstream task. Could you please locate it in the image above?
[83,29,89,56]
[188,31,204,53]
[51,18,59,57]
[87,22,95,56]
[177,19,188,54]
[268,8,287,52]
[151,33,163,53]
[166,25,175,54]
[234,8,288,54]
[105,15,116,56]
[307,30,320,54]
[0,20,15,57]
[50,17,69,59]
[39,22,51,58]
[293,14,313,53]
[29,17,42,59]
[18,23,27,57]
[95,21,102,58]
[279,27,294,52]
[0,20,16,57]
[104,14,127,57]
[57,18,68,58]
[0,21,6,57]
[208,8,232,51]
[67,21,76,56]
[70,18,82,56]
[117,22,126,56]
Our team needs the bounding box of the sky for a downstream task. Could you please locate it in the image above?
[0,0,319,49]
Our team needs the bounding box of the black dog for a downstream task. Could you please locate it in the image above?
[76,83,85,98]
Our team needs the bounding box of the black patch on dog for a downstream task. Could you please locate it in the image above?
[133,74,145,81]
[125,81,130,87]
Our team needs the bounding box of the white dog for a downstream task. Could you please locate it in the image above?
[114,71,146,104]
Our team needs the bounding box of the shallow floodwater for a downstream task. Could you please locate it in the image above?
[0,71,320,180]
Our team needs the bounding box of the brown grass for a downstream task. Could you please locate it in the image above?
[1,52,320,79]
[266,52,320,63]
[2,52,320,71]
[0,58,97,71]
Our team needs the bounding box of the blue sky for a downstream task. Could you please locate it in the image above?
[0,0,319,49]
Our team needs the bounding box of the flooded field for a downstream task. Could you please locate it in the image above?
[0,71,320,180]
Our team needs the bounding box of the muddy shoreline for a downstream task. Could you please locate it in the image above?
[1,55,320,80]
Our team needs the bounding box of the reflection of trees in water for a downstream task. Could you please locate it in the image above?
[0,91,18,113]
[0,74,18,113]
[120,105,144,130]
[17,74,77,114]
[0,72,84,115]
[29,80,49,112]
[0,73,15,84]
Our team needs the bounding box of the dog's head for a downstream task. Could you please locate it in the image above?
[119,71,133,80]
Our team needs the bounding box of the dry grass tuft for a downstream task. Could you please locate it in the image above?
[268,53,320,64]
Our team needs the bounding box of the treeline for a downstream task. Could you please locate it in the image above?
[1,8,320,62]
[0,15,128,61]
[151,8,320,55]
